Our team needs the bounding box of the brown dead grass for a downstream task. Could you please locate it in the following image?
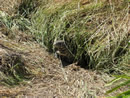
[0,0,21,15]
[0,0,129,97]
[0,17,129,97]
[1,35,127,97]
[0,33,120,97]
[0,30,112,97]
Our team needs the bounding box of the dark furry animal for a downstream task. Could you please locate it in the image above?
[53,40,74,66]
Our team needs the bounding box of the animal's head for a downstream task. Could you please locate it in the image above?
[53,40,65,51]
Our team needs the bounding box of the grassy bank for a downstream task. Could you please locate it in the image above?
[29,0,129,72]
[0,0,129,97]
[0,0,129,83]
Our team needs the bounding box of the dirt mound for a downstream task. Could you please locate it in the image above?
[0,34,111,97]
[0,25,129,97]
[0,35,113,97]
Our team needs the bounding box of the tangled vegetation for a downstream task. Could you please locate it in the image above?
[0,53,31,85]
[29,0,129,72]
[29,1,130,96]
[0,0,129,97]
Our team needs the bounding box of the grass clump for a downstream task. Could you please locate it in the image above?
[0,53,32,86]
[0,11,33,86]
[30,0,129,71]
[17,0,40,18]
[0,10,31,38]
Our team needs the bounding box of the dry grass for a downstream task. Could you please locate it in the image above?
[0,0,21,15]
[0,0,129,97]
[0,35,128,97]
[0,37,112,97]
[31,0,129,71]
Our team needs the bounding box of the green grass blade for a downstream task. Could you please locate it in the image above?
[106,80,130,94]
[105,77,121,86]
[113,75,130,79]
[117,90,130,98]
